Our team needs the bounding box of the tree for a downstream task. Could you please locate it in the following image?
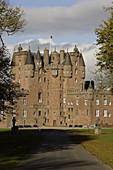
[0,0,26,114]
[95,4,113,72]
[95,3,113,90]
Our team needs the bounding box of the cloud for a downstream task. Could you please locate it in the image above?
[22,0,112,37]
[8,38,98,80]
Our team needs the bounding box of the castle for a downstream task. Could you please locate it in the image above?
[0,44,113,128]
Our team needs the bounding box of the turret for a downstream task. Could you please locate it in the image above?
[36,47,42,68]
[87,81,94,100]
[79,53,85,79]
[63,50,72,78]
[44,48,49,68]
[51,48,60,64]
[60,49,65,64]
[25,47,34,77]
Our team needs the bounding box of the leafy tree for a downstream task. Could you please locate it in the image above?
[95,4,113,90]
[95,4,113,73]
[0,0,26,115]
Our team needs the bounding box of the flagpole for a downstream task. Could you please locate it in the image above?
[50,35,53,53]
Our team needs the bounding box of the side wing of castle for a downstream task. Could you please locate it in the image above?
[1,44,113,128]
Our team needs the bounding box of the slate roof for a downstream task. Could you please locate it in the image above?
[25,49,34,65]
[63,52,72,65]
[36,47,41,60]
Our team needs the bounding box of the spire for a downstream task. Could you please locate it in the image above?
[63,52,72,65]
[36,47,41,60]
[25,47,34,65]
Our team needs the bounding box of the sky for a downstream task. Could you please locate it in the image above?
[3,0,112,46]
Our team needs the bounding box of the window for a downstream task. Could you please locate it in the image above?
[103,110,107,117]
[1,111,3,117]
[23,99,26,105]
[85,100,87,105]
[68,108,70,112]
[71,108,73,112]
[109,101,111,105]
[75,78,77,83]
[68,102,70,105]
[44,112,46,116]
[76,100,79,105]
[19,68,21,74]
[63,98,66,103]
[38,77,41,83]
[60,112,62,116]
[39,69,41,74]
[44,77,46,82]
[33,112,36,116]
[71,102,73,105]
[19,78,21,83]
[96,99,99,105]
[104,99,107,105]
[28,69,30,73]
[39,111,41,116]
[23,110,27,117]
[60,84,62,88]
[86,109,88,117]
[60,76,62,80]
[38,92,42,103]
[75,69,77,74]
[12,110,16,117]
[19,60,21,66]
[76,110,78,117]
[108,113,111,117]
[95,110,99,117]
[68,115,70,119]
[75,61,77,66]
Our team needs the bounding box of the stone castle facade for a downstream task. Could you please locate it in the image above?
[0,44,113,128]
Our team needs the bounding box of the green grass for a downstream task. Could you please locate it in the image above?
[67,128,113,168]
[0,129,43,170]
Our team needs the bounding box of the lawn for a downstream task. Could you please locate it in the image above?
[0,129,42,170]
[67,128,113,168]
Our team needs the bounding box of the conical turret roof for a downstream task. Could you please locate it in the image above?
[36,47,41,60]
[25,48,34,65]
[63,52,72,65]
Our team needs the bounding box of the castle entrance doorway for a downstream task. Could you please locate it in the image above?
[53,120,57,126]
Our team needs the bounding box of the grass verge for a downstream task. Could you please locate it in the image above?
[67,128,113,168]
[0,129,43,170]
